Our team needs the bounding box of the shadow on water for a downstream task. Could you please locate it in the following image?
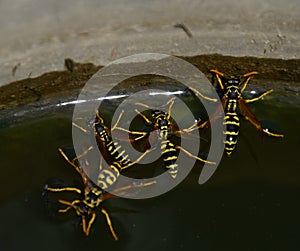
[0,88,299,251]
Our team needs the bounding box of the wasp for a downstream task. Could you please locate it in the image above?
[46,146,152,240]
[191,69,284,155]
[113,97,216,179]
[47,110,150,238]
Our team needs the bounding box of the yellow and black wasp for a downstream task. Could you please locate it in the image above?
[191,69,284,155]
[114,97,216,179]
[73,110,150,171]
[46,147,119,239]
[46,111,151,239]
[45,146,151,240]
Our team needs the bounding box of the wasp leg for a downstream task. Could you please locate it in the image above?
[57,199,81,213]
[58,199,94,237]
[85,211,96,236]
[81,215,88,236]
[175,146,216,165]
[72,113,96,134]
[99,157,103,171]
[188,86,218,102]
[119,149,150,170]
[110,110,124,131]
[244,89,273,103]
[134,108,153,125]
[165,97,175,120]
[136,97,176,120]
[110,110,148,140]
[59,146,93,179]
[108,108,151,142]
[47,187,82,194]
[181,95,226,135]
[72,109,105,134]
[240,72,258,93]
[136,97,175,111]
[113,126,148,141]
[72,122,89,134]
[173,119,208,139]
[180,118,208,134]
[102,107,150,142]
[134,102,154,127]
[58,205,73,213]
[210,69,225,90]
[210,69,225,76]
[100,208,118,240]
[106,181,156,198]
[136,97,175,121]
[58,147,92,177]
[239,98,284,137]
[59,147,93,192]
[74,146,94,160]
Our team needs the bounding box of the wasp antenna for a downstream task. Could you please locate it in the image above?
[243,71,258,77]
[210,69,225,76]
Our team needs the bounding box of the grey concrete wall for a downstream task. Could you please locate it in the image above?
[0,0,299,86]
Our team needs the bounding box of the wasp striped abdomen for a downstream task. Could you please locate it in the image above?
[97,162,120,190]
[135,100,215,179]
[224,113,240,155]
[161,139,178,179]
[94,118,131,168]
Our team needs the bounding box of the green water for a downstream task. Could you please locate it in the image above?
[0,99,299,251]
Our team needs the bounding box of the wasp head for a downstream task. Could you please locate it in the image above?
[70,200,92,217]
[151,110,165,119]
[226,78,240,87]
[73,188,102,216]
[94,123,105,134]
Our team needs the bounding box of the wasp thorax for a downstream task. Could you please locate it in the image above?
[227,87,239,99]
[77,201,90,215]
[86,191,98,203]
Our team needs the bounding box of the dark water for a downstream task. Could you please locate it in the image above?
[0,98,299,251]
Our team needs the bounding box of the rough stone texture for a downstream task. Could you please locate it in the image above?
[0,0,299,86]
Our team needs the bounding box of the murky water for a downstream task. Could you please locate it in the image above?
[0,94,299,251]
